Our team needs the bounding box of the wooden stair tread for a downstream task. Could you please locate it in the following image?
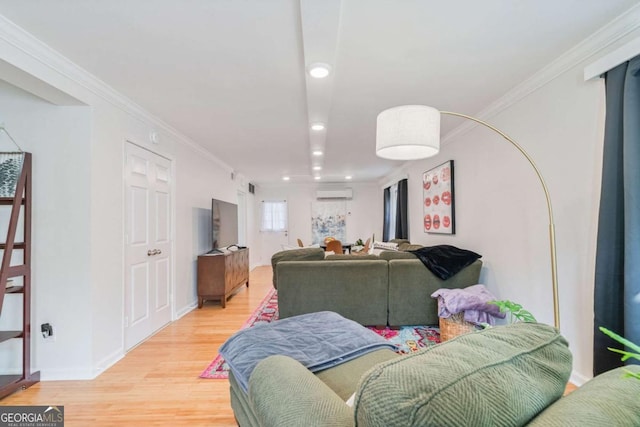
[5,286,24,294]
[0,198,25,205]
[0,330,23,343]
[0,243,25,249]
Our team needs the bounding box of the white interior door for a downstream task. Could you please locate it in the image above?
[124,142,172,350]
[259,199,289,262]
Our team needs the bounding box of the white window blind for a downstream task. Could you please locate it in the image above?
[261,200,287,232]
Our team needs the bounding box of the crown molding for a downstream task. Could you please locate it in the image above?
[440,3,640,145]
[0,14,233,172]
[584,34,640,80]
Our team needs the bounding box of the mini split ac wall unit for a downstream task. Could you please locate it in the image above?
[315,188,353,199]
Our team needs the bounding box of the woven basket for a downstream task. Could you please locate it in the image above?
[439,312,478,342]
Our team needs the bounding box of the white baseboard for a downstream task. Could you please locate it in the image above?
[92,348,125,379]
[175,302,197,320]
[570,370,590,387]
[40,366,95,381]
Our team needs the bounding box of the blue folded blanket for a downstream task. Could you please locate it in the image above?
[219,311,397,393]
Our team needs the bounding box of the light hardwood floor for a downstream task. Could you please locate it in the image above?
[2,265,275,426]
[2,265,577,425]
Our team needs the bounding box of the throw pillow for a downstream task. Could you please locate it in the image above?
[372,241,399,251]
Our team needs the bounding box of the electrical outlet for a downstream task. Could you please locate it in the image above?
[41,323,55,342]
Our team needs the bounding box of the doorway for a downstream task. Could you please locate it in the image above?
[123,142,173,350]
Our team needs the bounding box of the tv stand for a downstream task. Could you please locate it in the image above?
[197,248,249,308]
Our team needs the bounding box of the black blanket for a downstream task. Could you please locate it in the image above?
[409,245,481,280]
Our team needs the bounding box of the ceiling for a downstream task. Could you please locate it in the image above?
[0,0,638,185]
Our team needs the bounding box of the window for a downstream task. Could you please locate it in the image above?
[387,183,398,240]
[261,200,287,232]
[383,179,408,241]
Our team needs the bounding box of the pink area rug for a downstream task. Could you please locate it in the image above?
[199,288,441,379]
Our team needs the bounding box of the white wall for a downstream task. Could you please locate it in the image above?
[384,26,640,384]
[254,182,382,264]
[0,80,92,377]
[0,21,251,379]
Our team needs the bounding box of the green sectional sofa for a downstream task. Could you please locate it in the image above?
[272,247,482,326]
[229,322,640,427]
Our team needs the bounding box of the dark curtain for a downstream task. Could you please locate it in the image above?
[395,179,409,239]
[593,55,640,375]
[383,186,391,241]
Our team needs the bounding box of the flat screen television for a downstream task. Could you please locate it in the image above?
[211,198,239,251]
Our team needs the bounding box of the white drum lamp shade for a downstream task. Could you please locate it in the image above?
[376,105,441,160]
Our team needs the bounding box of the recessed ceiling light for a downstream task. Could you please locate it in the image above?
[345,175,352,180]
[283,176,290,181]
[308,63,331,79]
[314,176,321,180]
[311,123,325,131]
[313,166,322,171]
[312,150,323,156]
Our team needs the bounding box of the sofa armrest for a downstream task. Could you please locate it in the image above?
[528,366,640,426]
[249,355,353,427]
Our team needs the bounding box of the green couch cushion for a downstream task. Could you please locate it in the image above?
[379,250,416,260]
[399,243,424,252]
[277,260,389,325]
[326,254,380,261]
[270,248,325,289]
[315,349,400,400]
[354,323,572,427]
[528,365,640,426]
[387,259,482,326]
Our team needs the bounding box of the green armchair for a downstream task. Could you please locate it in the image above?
[230,323,640,426]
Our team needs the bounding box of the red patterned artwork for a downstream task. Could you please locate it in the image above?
[423,160,455,234]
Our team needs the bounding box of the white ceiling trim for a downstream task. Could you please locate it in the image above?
[0,13,234,172]
[584,34,640,80]
[438,3,640,146]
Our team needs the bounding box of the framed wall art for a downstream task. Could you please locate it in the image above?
[423,160,455,234]
[311,200,346,244]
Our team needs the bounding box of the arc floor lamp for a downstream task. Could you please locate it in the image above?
[376,105,560,330]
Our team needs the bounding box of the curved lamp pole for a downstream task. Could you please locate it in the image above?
[441,112,560,330]
[376,106,560,330]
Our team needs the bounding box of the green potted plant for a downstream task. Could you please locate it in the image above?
[489,300,537,324]
[599,327,640,381]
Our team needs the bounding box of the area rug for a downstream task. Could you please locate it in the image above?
[199,288,441,379]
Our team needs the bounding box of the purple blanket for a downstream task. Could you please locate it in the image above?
[431,284,505,325]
